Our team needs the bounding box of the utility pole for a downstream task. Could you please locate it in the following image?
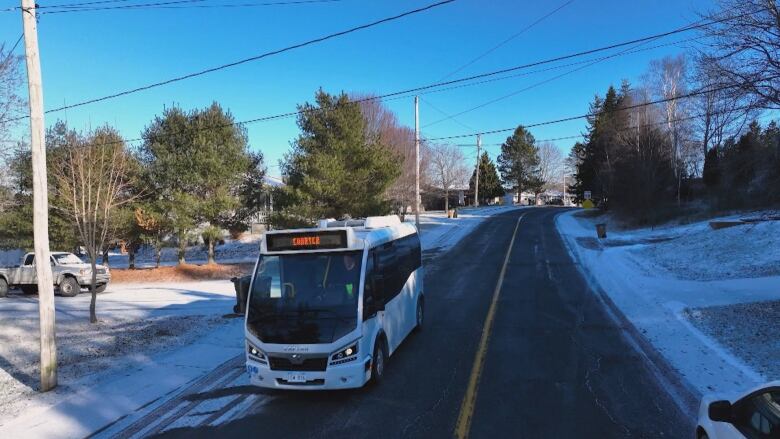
[474,134,481,207]
[414,96,420,232]
[563,172,567,206]
[22,0,57,392]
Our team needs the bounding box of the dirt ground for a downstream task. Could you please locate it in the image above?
[110,263,254,283]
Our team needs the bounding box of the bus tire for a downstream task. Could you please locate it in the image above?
[414,297,424,332]
[94,284,107,294]
[59,277,80,297]
[371,337,388,384]
[0,278,7,298]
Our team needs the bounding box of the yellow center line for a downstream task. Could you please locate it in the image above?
[454,213,524,439]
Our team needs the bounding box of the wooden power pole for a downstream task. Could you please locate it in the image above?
[414,96,420,231]
[21,0,58,392]
[474,134,481,207]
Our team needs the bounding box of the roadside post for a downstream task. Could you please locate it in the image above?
[21,0,58,391]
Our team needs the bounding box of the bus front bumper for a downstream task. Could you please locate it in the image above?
[246,357,371,390]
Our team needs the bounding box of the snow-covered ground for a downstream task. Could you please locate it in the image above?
[0,205,519,438]
[556,210,780,401]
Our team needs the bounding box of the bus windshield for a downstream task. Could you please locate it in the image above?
[246,250,362,344]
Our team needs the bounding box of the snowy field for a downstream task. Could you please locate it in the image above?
[556,209,780,401]
[0,205,519,438]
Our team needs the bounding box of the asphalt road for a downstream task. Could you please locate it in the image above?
[159,208,691,438]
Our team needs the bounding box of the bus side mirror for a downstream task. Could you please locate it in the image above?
[708,400,733,423]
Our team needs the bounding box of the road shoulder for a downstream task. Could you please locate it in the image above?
[555,210,775,416]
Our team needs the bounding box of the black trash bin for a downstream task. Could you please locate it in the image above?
[230,275,252,314]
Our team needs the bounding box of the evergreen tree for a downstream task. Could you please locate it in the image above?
[469,152,503,204]
[703,146,721,188]
[280,90,400,221]
[139,103,250,264]
[497,125,541,196]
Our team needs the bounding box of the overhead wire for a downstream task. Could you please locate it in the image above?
[0,0,456,123]
[421,77,778,141]
[421,5,741,129]
[437,0,575,82]
[424,0,574,133]
[37,0,343,14]
[449,104,757,149]
[0,4,754,125]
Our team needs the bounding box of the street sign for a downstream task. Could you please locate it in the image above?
[584,190,592,200]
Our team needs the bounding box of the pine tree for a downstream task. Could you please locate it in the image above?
[703,146,721,188]
[139,103,250,264]
[469,152,504,204]
[281,90,401,221]
[497,125,541,197]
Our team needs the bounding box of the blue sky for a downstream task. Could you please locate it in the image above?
[1,0,713,176]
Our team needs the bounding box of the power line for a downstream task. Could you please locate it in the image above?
[39,0,148,8]
[448,105,758,148]
[2,34,24,63]
[437,0,575,82]
[419,96,474,131]
[409,36,705,100]
[424,0,574,134]
[422,77,776,141]
[0,4,759,128]
[38,0,343,14]
[0,0,454,122]
[422,6,734,129]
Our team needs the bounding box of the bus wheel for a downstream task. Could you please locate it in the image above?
[414,298,424,332]
[371,338,387,384]
[0,278,8,298]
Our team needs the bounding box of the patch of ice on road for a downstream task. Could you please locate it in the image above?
[685,300,780,379]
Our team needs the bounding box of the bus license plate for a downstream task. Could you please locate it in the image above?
[286,373,307,383]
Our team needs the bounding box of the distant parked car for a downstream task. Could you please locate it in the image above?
[0,252,111,298]
[696,381,780,438]
[546,198,564,206]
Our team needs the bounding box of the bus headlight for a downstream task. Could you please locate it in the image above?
[331,341,359,364]
[247,342,267,364]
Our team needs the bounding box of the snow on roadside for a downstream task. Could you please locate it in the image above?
[0,280,237,424]
[417,205,524,253]
[0,314,225,421]
[685,300,780,380]
[556,209,780,398]
[636,219,780,281]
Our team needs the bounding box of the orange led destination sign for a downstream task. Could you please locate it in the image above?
[292,236,320,247]
[266,230,347,252]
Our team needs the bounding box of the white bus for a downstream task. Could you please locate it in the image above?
[244,215,424,390]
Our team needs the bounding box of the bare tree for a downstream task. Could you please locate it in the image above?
[0,42,25,143]
[702,0,780,109]
[0,42,27,186]
[51,126,135,323]
[693,54,759,158]
[537,142,564,191]
[354,94,430,217]
[645,54,692,204]
[428,144,470,212]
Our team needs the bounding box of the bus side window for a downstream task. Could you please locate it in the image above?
[363,250,379,319]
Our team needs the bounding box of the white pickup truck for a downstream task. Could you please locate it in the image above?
[0,252,111,298]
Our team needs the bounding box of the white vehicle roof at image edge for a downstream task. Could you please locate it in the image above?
[260,215,418,254]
